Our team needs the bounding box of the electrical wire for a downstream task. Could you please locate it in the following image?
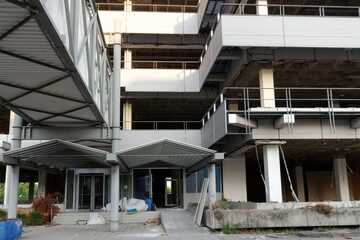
[255,144,268,194]
[279,145,299,202]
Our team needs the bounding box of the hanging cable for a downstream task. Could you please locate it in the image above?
[279,145,299,202]
[255,145,268,194]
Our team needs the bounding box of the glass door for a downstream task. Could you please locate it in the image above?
[165,178,179,207]
[78,174,104,211]
[79,175,91,210]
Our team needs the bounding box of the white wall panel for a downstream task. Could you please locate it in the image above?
[221,15,360,48]
[121,69,200,92]
[99,11,198,34]
[119,130,201,150]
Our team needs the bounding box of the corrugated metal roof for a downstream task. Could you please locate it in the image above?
[0,1,105,126]
[2,139,109,170]
[116,138,216,169]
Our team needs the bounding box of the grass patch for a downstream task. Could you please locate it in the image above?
[314,227,329,232]
[215,201,229,210]
[0,209,7,219]
[263,228,274,234]
[221,224,239,234]
[284,228,298,235]
[357,226,360,230]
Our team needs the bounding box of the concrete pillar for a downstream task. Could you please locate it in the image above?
[263,145,282,203]
[28,178,35,202]
[124,49,132,69]
[208,163,216,210]
[38,172,47,197]
[124,0,132,11]
[256,0,268,15]
[223,155,247,202]
[294,161,305,202]
[8,113,22,218]
[259,69,275,108]
[110,19,122,232]
[4,111,15,205]
[333,156,350,201]
[123,103,132,130]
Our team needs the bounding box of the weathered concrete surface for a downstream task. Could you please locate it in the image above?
[160,209,209,235]
[206,208,360,229]
[54,211,160,225]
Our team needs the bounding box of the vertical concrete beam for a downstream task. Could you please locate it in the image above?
[4,111,15,205]
[333,156,350,201]
[38,172,47,197]
[110,19,122,232]
[223,155,247,202]
[123,103,132,130]
[256,0,268,15]
[294,161,305,202]
[8,113,22,218]
[124,49,132,69]
[259,69,275,108]
[263,145,282,203]
[208,163,216,209]
[124,0,132,11]
[28,178,35,202]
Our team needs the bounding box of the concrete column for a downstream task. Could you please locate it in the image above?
[208,163,216,210]
[110,19,122,232]
[28,178,35,202]
[4,111,15,205]
[263,145,282,203]
[294,161,305,202]
[8,113,22,218]
[256,0,268,15]
[223,155,247,202]
[38,172,47,197]
[333,156,350,201]
[124,49,132,69]
[124,0,132,11]
[259,69,275,108]
[123,103,132,130]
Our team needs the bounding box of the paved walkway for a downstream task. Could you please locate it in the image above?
[160,209,210,235]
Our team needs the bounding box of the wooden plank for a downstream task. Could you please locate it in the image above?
[194,178,209,226]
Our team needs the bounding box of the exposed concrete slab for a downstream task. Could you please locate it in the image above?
[206,207,360,229]
[160,209,209,235]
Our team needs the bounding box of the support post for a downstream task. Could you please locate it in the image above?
[208,163,216,210]
[263,145,282,203]
[259,68,275,108]
[38,172,47,197]
[4,111,15,205]
[223,155,247,202]
[183,169,186,209]
[8,113,22,219]
[294,161,305,202]
[110,19,122,232]
[256,0,268,15]
[28,178,35,203]
[333,156,350,201]
[123,103,132,130]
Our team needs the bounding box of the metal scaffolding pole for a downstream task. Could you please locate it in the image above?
[110,18,122,232]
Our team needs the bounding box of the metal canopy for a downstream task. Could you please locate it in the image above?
[0,139,110,173]
[0,0,107,127]
[115,138,217,171]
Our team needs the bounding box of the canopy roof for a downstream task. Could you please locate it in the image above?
[0,139,109,173]
[115,138,218,171]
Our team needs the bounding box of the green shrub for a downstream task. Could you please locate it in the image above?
[28,211,44,226]
[314,227,329,232]
[216,201,229,210]
[0,209,7,219]
[221,224,239,234]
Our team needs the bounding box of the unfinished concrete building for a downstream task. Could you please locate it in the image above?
[0,0,360,230]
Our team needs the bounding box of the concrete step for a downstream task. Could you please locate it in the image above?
[54,211,160,225]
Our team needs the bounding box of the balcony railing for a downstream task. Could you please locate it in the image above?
[96,3,198,13]
[121,60,200,69]
[202,87,360,135]
[120,121,202,130]
[200,3,360,66]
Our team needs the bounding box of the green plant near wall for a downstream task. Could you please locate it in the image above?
[221,224,239,234]
[216,201,229,210]
[0,209,7,219]
[28,211,45,226]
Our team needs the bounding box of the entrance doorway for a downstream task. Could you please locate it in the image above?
[78,174,106,211]
[151,169,183,208]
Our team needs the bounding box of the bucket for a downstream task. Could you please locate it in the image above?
[145,198,152,211]
[0,220,7,240]
[7,219,17,240]
[16,219,22,239]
